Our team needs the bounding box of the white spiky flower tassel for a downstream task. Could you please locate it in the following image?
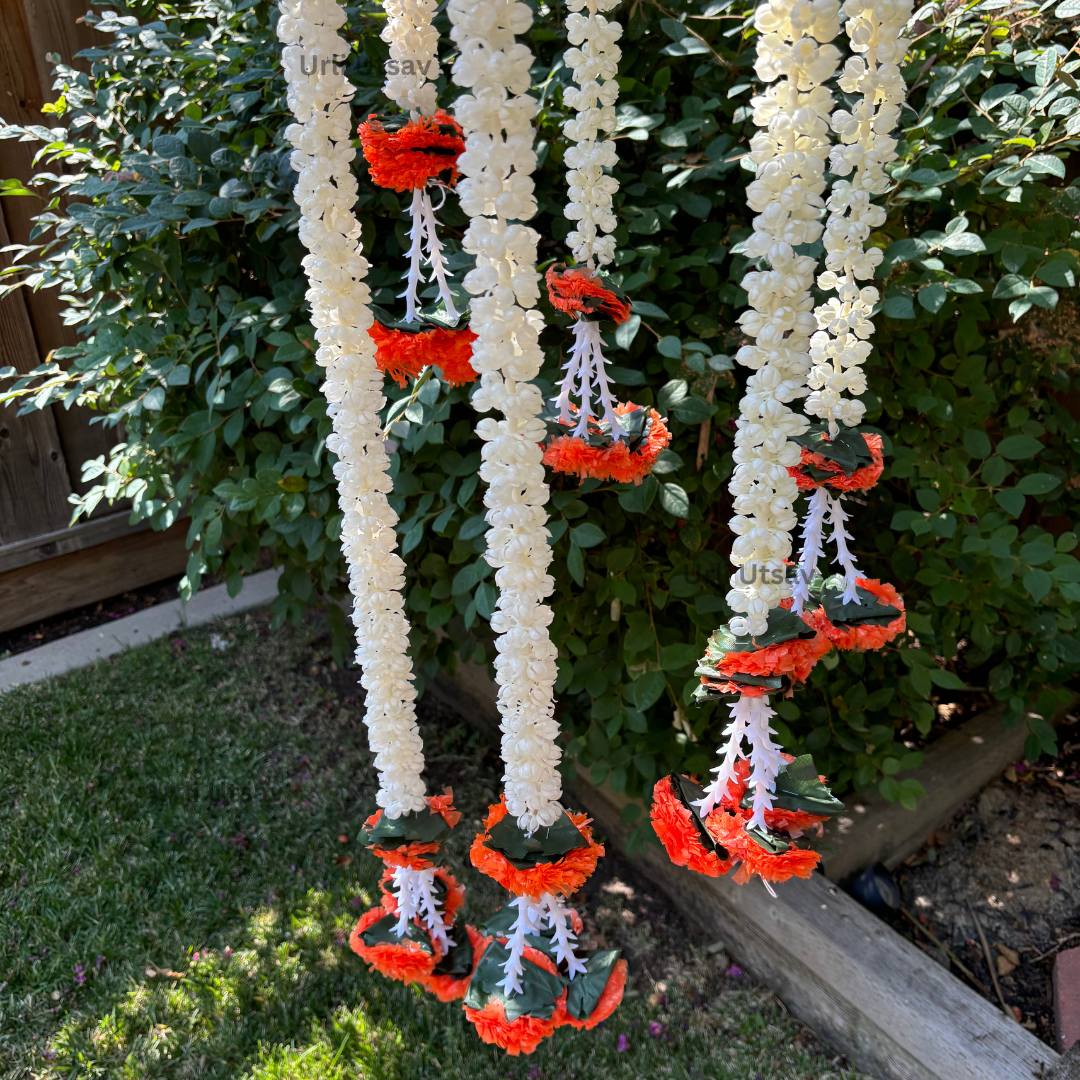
[827,491,862,603]
[277,0,427,819]
[448,0,563,834]
[792,486,830,614]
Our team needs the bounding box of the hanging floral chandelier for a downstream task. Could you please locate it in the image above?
[652,0,912,889]
[277,0,477,1003]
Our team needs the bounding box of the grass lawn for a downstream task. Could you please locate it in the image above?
[0,613,856,1079]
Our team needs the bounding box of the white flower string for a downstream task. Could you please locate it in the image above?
[563,0,622,270]
[278,0,427,821]
[728,0,841,640]
[551,0,625,437]
[792,0,913,606]
[448,0,563,835]
[381,0,440,117]
[700,0,842,830]
[280,0,460,957]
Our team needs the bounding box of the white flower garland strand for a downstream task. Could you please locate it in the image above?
[277,2,427,815]
[700,0,842,837]
[563,0,622,269]
[553,0,625,437]
[379,0,459,325]
[727,0,842,640]
[448,0,563,834]
[791,485,829,612]
[792,0,912,606]
[804,0,912,435]
[381,0,439,116]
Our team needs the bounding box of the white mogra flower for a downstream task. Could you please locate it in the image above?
[728,0,841,639]
[562,0,623,268]
[448,0,563,833]
[381,0,440,116]
[804,0,913,436]
[278,0,427,817]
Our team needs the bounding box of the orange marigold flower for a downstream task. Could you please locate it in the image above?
[649,775,733,877]
[543,405,671,486]
[368,323,477,387]
[698,677,772,698]
[704,811,821,885]
[716,632,832,684]
[349,907,440,984]
[463,946,568,1055]
[802,578,907,652]
[426,789,462,829]
[560,958,629,1031]
[790,432,884,493]
[418,926,488,1003]
[545,265,632,324]
[357,110,465,191]
[379,866,466,925]
[470,797,604,898]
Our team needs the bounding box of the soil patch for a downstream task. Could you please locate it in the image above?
[894,711,1080,1046]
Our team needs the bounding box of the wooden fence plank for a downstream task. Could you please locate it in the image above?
[0,522,188,633]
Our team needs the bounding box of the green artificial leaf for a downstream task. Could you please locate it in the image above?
[817,577,902,626]
[464,941,565,1021]
[360,913,434,952]
[566,950,622,1021]
[361,807,450,846]
[746,754,844,816]
[487,811,588,867]
[431,930,475,978]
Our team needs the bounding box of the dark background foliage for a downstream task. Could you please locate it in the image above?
[2,0,1078,822]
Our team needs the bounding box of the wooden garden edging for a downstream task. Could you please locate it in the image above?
[436,661,1062,1080]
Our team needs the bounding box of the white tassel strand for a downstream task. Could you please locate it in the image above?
[792,487,830,614]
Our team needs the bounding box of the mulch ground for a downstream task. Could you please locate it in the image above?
[893,711,1080,1046]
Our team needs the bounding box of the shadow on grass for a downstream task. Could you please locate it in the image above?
[0,615,852,1080]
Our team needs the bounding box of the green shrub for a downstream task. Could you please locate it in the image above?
[2,0,1078,817]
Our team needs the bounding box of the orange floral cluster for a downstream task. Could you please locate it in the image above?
[709,629,832,685]
[469,797,604,898]
[789,432,884,492]
[543,404,671,485]
[357,110,465,191]
[464,932,628,1053]
[545,265,632,324]
[802,577,906,651]
[350,790,481,1001]
[650,768,828,887]
[368,323,478,387]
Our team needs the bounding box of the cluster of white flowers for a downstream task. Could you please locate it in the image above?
[448,0,563,834]
[381,0,440,116]
[805,0,911,432]
[727,0,841,639]
[563,0,622,268]
[278,0,427,818]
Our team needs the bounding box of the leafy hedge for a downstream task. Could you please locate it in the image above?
[2,0,1078,818]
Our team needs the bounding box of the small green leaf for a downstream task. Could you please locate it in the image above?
[997,435,1044,460]
[571,523,606,548]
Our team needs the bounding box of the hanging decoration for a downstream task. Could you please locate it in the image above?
[277,0,473,998]
[540,0,671,485]
[357,0,477,386]
[651,0,849,888]
[447,0,624,1053]
[790,0,912,619]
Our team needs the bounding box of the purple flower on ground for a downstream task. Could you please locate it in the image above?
[647,1021,664,1039]
[223,946,233,959]
[616,1033,630,1053]
[73,964,86,987]
[725,962,743,978]
[527,1067,541,1079]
